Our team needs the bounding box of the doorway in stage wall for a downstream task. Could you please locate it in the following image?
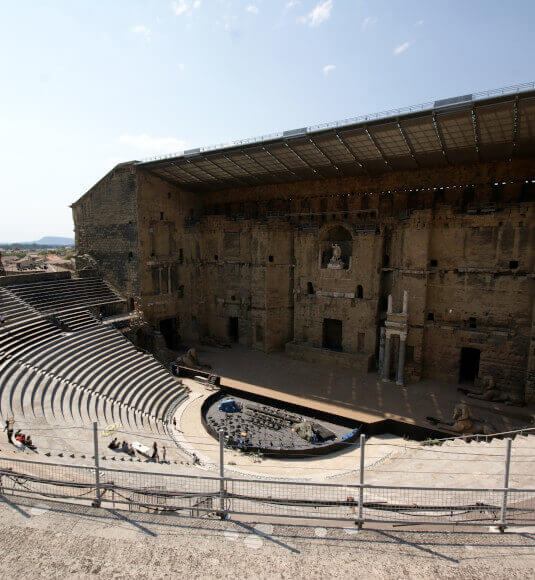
[159,317,179,350]
[228,317,239,343]
[459,347,480,384]
[322,318,343,351]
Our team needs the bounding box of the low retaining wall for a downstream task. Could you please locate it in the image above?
[285,341,373,372]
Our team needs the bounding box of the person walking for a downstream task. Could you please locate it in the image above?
[162,446,167,463]
[151,441,159,462]
[4,418,14,443]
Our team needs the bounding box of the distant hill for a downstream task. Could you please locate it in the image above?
[0,236,74,249]
[32,236,74,246]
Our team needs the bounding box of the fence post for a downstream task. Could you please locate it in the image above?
[499,437,512,532]
[92,421,102,508]
[219,429,226,518]
[357,433,365,529]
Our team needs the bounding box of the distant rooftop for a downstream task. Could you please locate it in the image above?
[138,82,535,193]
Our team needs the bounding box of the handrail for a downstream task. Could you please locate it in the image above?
[137,81,535,164]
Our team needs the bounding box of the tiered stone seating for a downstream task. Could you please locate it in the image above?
[0,278,188,441]
[5,277,122,314]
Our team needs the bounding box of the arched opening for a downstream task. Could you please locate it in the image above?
[307,282,314,295]
[319,225,352,269]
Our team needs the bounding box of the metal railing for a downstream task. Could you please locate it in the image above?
[0,428,533,530]
[138,81,535,164]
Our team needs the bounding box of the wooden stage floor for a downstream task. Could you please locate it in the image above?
[197,344,533,435]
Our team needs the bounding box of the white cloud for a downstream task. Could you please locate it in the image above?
[416,19,424,26]
[118,134,187,154]
[171,0,201,16]
[393,41,411,55]
[246,5,259,14]
[322,64,336,75]
[177,63,185,71]
[130,25,151,41]
[361,16,378,30]
[285,0,300,10]
[300,0,333,27]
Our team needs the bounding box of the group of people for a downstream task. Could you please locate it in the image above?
[3,419,37,451]
[108,438,136,456]
[151,441,168,463]
[108,438,168,464]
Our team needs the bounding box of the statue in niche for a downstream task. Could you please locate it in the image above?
[327,243,345,269]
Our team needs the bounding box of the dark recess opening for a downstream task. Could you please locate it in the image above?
[307,282,314,295]
[459,347,480,384]
[268,255,274,262]
[430,259,438,267]
[509,260,518,269]
[159,317,179,350]
[228,317,239,343]
[322,318,342,351]
[469,317,477,328]
[357,285,363,299]
[427,312,434,321]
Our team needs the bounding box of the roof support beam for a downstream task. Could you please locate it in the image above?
[334,132,370,176]
[432,113,450,164]
[512,95,519,154]
[396,121,419,167]
[221,154,264,184]
[167,162,203,183]
[205,155,258,187]
[263,146,299,178]
[308,136,340,173]
[471,106,481,160]
[240,150,287,184]
[284,142,322,177]
[365,127,392,170]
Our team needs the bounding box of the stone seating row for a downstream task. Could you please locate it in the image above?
[5,277,123,315]
[0,287,187,439]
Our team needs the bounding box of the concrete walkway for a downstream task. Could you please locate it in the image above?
[0,496,533,579]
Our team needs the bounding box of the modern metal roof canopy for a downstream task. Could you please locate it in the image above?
[138,83,535,193]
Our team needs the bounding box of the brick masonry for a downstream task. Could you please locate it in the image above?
[72,157,535,401]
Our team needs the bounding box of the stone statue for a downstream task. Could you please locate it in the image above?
[458,376,524,406]
[426,403,496,435]
[327,243,345,269]
[176,348,212,370]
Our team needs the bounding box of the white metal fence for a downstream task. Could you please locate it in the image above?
[0,432,533,530]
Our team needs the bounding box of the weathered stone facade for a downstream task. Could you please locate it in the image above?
[73,153,535,402]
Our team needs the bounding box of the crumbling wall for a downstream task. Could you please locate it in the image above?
[72,163,140,300]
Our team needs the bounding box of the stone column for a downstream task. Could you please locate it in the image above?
[382,333,392,382]
[387,294,393,314]
[158,268,163,295]
[402,290,409,315]
[396,334,407,386]
[378,327,386,373]
[167,266,172,294]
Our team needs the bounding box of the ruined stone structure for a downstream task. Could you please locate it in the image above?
[72,87,535,402]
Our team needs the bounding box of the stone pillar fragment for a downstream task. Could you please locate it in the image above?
[382,334,392,382]
[396,335,407,386]
[378,327,386,373]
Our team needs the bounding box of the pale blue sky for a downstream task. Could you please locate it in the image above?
[0,0,533,242]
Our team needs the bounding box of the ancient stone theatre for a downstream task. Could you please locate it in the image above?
[72,84,535,404]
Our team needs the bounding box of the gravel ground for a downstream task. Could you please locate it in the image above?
[0,496,533,579]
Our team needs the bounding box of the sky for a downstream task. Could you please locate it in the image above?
[0,0,533,242]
